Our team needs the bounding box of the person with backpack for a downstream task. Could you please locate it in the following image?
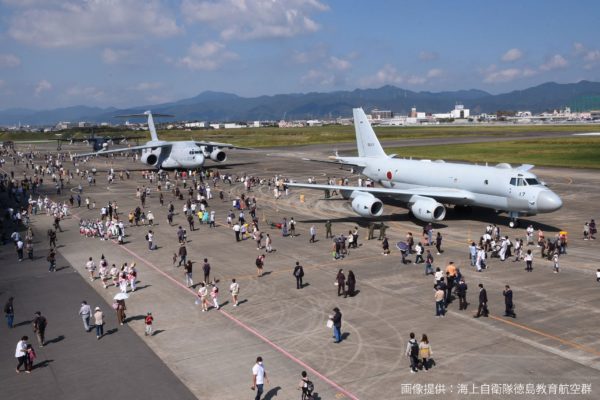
[405,332,419,373]
[298,371,314,400]
[293,261,304,289]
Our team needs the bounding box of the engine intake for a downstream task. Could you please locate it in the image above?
[350,192,383,217]
[210,149,226,162]
[409,195,446,222]
[141,152,159,166]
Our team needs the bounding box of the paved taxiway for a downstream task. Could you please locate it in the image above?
[2,135,599,399]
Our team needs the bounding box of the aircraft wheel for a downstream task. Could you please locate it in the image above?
[509,220,519,229]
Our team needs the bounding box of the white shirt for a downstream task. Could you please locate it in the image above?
[15,340,27,358]
[252,362,265,385]
[230,282,239,295]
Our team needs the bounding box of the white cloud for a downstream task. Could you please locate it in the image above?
[178,41,239,71]
[181,0,328,41]
[65,85,105,100]
[34,79,52,96]
[418,51,439,61]
[539,54,568,71]
[301,69,334,86]
[0,53,21,68]
[327,56,351,71]
[8,0,181,48]
[501,48,523,62]
[101,48,135,65]
[360,64,404,87]
[482,65,536,83]
[426,68,443,78]
[574,42,586,55]
[583,50,600,62]
[133,82,163,91]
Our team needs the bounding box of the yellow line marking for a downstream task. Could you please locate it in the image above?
[489,315,600,357]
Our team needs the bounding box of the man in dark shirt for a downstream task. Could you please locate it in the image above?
[331,307,342,343]
[33,311,47,347]
[473,283,489,318]
[503,285,516,318]
[203,258,211,284]
[293,261,304,289]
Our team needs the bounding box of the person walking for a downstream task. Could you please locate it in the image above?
[309,225,316,243]
[94,307,104,339]
[47,249,56,272]
[178,244,187,267]
[330,307,342,343]
[346,270,356,297]
[434,285,445,317]
[184,260,194,287]
[325,220,332,239]
[456,278,468,310]
[293,261,304,289]
[382,236,390,255]
[524,249,533,271]
[435,232,443,254]
[419,334,433,371]
[425,250,434,275]
[144,312,154,336]
[79,300,92,332]
[251,356,269,400]
[85,257,96,282]
[336,269,346,296]
[255,254,265,277]
[473,284,489,318]
[32,311,47,347]
[197,283,209,312]
[147,230,155,250]
[265,233,273,253]
[503,285,516,318]
[210,284,220,310]
[202,258,211,284]
[405,332,419,373]
[4,297,15,329]
[230,278,240,307]
[15,336,30,374]
[116,299,126,325]
[552,251,560,273]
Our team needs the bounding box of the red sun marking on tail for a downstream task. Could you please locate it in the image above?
[386,171,392,180]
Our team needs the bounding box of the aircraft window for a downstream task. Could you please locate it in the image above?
[525,178,540,185]
[510,178,516,186]
[484,180,489,185]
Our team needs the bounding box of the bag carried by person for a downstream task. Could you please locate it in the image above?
[410,340,419,357]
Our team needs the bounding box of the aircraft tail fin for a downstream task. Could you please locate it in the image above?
[145,111,159,141]
[353,108,386,158]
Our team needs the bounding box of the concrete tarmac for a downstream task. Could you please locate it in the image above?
[2,136,600,400]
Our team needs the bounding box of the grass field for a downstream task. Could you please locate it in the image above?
[385,137,600,169]
[3,123,600,147]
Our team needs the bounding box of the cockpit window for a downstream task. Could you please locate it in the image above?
[525,178,540,185]
[510,178,516,186]
[517,178,525,186]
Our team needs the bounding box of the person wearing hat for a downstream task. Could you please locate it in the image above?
[93,307,104,339]
[144,312,154,336]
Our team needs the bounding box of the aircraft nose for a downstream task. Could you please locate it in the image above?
[537,190,562,212]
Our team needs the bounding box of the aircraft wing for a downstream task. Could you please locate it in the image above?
[193,141,251,150]
[72,143,171,158]
[286,182,475,203]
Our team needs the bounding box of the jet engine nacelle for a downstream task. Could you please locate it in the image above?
[350,191,383,217]
[141,150,160,166]
[210,149,226,162]
[409,195,446,222]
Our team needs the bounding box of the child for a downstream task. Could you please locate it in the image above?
[144,312,154,336]
[210,284,219,310]
[172,253,178,266]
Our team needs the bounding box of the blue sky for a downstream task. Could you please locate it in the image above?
[0,0,599,110]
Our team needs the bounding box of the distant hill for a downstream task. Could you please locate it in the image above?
[2,80,600,125]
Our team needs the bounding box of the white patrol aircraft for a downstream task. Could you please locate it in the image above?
[73,111,247,170]
[287,108,563,227]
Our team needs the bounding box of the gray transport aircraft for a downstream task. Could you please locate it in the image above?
[73,111,246,170]
[287,108,563,227]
